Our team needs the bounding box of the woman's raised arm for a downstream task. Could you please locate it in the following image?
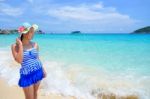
[11,38,23,63]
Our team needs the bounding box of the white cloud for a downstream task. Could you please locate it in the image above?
[47,2,136,24]
[0,1,139,33]
[38,2,138,33]
[0,0,5,2]
[27,0,34,3]
[0,17,13,22]
[0,3,23,17]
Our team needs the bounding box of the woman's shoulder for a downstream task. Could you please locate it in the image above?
[31,41,39,49]
[30,41,37,46]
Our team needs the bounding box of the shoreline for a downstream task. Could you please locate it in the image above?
[0,79,75,99]
[0,78,140,99]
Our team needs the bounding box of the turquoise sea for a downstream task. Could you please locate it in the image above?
[0,34,150,99]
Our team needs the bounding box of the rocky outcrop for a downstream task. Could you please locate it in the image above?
[133,26,150,34]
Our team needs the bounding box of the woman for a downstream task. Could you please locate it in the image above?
[11,23,46,99]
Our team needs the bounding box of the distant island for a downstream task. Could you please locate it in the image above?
[133,26,150,34]
[0,29,17,34]
[0,29,45,34]
[71,31,81,34]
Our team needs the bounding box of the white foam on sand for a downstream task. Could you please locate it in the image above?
[0,49,150,99]
[0,48,94,99]
[0,49,20,86]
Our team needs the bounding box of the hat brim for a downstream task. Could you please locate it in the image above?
[21,28,30,34]
[32,24,38,31]
[19,23,39,34]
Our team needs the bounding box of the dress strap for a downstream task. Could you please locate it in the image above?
[30,42,35,48]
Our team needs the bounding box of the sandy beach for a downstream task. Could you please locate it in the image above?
[0,79,139,99]
[0,79,75,99]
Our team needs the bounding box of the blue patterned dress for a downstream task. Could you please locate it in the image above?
[18,42,44,87]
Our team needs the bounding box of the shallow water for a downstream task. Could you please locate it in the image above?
[0,34,150,99]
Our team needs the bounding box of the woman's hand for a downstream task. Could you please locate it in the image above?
[16,38,22,46]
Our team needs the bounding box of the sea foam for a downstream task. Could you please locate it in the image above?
[0,48,150,99]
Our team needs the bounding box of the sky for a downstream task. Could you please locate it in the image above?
[0,0,150,33]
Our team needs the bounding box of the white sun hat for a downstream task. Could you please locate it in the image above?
[18,22,39,34]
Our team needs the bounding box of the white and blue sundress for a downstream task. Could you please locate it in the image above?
[18,42,44,87]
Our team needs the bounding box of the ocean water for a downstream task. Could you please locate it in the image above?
[0,34,150,99]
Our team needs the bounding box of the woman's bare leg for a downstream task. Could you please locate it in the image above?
[33,81,41,99]
[23,85,34,99]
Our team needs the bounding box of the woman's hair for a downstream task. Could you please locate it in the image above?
[20,34,24,41]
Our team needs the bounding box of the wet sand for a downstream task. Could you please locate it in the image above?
[0,79,75,99]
